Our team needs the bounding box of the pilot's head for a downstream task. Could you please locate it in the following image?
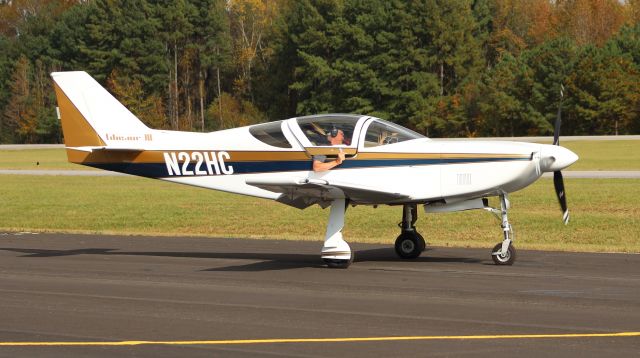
[327,128,344,145]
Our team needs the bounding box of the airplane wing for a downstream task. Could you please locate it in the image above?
[246,177,410,209]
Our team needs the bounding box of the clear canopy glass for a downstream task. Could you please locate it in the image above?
[296,114,361,146]
[363,119,425,147]
[248,121,292,148]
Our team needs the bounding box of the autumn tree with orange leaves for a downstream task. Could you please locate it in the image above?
[2,56,37,143]
[557,0,628,46]
[227,0,280,101]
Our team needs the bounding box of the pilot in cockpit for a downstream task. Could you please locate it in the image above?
[312,126,346,172]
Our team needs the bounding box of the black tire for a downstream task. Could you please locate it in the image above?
[491,243,516,266]
[395,232,422,259]
[324,255,354,269]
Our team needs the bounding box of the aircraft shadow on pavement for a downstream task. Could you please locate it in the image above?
[0,247,483,272]
[355,248,484,264]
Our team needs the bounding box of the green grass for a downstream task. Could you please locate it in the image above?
[0,149,94,170]
[1,140,638,171]
[0,175,638,252]
[558,140,640,171]
[1,142,638,252]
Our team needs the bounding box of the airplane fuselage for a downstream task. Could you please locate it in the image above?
[67,123,571,207]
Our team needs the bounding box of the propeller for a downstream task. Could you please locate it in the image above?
[553,85,563,146]
[553,85,570,225]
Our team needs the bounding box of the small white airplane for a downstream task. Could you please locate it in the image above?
[51,71,578,268]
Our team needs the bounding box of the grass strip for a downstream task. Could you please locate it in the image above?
[1,175,638,253]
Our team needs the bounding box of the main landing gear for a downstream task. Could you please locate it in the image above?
[320,196,516,268]
[394,204,426,259]
[321,198,353,268]
[489,194,517,265]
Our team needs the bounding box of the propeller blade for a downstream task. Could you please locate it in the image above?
[553,171,569,225]
[553,85,564,146]
[552,85,569,224]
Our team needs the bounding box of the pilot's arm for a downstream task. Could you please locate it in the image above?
[312,153,345,172]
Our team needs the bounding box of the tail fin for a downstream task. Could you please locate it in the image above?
[51,71,150,150]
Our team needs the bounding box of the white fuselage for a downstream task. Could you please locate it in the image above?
[135,119,574,206]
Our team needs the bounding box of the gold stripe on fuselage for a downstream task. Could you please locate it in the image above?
[66,149,530,164]
[356,152,529,160]
[66,150,311,164]
[441,153,530,159]
[305,147,358,156]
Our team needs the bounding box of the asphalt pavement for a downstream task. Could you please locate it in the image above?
[0,233,638,357]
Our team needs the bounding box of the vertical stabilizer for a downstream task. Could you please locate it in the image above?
[51,71,150,149]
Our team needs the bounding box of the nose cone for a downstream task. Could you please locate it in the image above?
[541,145,579,172]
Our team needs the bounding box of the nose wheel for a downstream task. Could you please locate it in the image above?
[491,243,516,265]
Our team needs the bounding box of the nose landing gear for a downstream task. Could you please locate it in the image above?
[489,194,517,266]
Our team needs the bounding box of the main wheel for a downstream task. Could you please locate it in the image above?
[324,255,354,269]
[395,232,422,259]
[491,243,516,265]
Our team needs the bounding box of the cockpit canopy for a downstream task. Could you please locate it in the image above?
[296,114,361,146]
[248,121,292,148]
[361,118,425,147]
[249,114,426,149]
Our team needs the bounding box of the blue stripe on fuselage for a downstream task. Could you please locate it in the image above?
[85,157,530,178]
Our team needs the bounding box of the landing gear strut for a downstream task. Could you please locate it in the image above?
[321,198,353,268]
[490,194,517,265]
[394,204,426,259]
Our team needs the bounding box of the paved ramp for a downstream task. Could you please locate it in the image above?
[0,234,638,357]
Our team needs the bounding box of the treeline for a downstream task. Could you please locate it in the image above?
[1,0,639,143]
